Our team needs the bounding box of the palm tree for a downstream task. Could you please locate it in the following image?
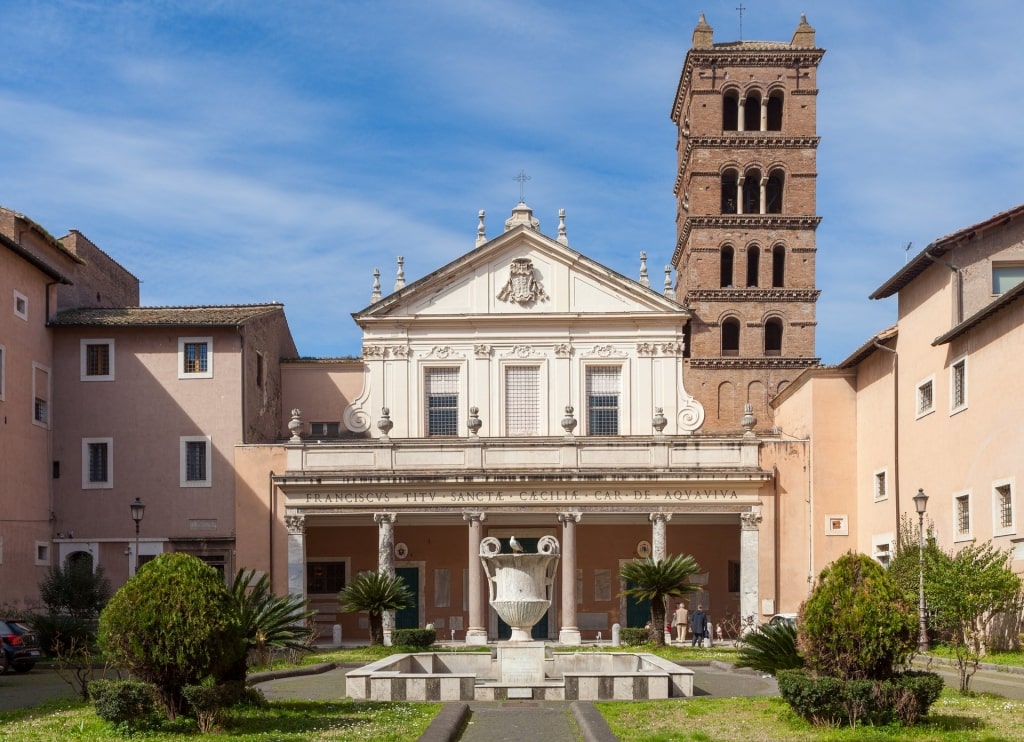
[339,570,415,645]
[736,619,803,675]
[619,554,702,645]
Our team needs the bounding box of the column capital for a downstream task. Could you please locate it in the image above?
[558,511,582,524]
[740,510,763,531]
[649,512,673,524]
[373,512,398,525]
[284,513,306,535]
[463,511,487,524]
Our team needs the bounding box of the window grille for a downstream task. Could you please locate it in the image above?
[586,366,620,435]
[186,441,207,481]
[183,342,208,374]
[426,367,459,436]
[307,562,347,593]
[311,422,341,437]
[956,495,970,535]
[88,442,108,483]
[917,380,933,415]
[997,485,1013,530]
[34,398,48,423]
[952,360,966,409]
[506,366,539,435]
[86,344,110,376]
[874,471,887,500]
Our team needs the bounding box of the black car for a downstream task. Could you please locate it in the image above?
[0,619,41,673]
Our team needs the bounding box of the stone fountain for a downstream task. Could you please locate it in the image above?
[345,534,693,701]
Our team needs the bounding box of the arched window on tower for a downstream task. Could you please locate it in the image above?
[720,245,734,287]
[743,92,761,131]
[772,245,785,287]
[742,169,760,214]
[722,318,740,356]
[764,317,783,356]
[766,91,784,130]
[723,90,739,131]
[766,169,785,214]
[746,245,760,287]
[720,170,738,214]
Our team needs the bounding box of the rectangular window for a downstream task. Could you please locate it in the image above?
[310,422,341,438]
[871,535,893,568]
[505,366,540,435]
[13,290,28,320]
[955,493,971,539]
[995,482,1014,534]
[81,339,115,381]
[950,357,967,413]
[180,436,212,487]
[586,366,620,435]
[915,377,934,418]
[874,469,888,502]
[32,362,50,428]
[307,561,347,593]
[178,337,213,379]
[992,263,1024,295]
[81,438,113,489]
[425,367,459,436]
[35,542,49,566]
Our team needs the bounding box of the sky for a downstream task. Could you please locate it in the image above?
[2,0,1022,363]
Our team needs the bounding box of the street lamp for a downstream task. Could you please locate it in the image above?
[130,497,145,575]
[913,488,929,653]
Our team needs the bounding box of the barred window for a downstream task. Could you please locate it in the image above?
[874,471,887,501]
[956,494,970,536]
[586,366,620,435]
[186,441,207,481]
[34,398,48,423]
[997,484,1013,530]
[916,379,934,416]
[307,562,347,593]
[86,344,110,376]
[88,442,109,483]
[505,366,539,435]
[951,359,966,411]
[184,342,208,374]
[426,367,459,436]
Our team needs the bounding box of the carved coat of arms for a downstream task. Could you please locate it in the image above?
[497,258,547,305]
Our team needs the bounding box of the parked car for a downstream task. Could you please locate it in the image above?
[767,613,798,628]
[0,619,41,673]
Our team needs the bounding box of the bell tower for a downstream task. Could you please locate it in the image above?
[671,14,824,432]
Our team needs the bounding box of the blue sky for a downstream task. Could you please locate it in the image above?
[3,1,1022,363]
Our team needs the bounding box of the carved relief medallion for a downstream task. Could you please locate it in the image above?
[497,258,548,305]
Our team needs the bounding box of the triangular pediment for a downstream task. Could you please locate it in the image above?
[354,222,684,324]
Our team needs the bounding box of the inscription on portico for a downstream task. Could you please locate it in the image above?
[297,487,748,506]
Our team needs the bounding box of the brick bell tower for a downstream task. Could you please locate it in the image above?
[671,13,824,433]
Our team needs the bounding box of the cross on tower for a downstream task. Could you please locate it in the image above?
[736,3,746,40]
[513,170,531,203]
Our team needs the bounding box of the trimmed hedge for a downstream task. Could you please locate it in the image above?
[777,668,944,726]
[90,678,160,733]
[619,628,649,646]
[391,628,437,648]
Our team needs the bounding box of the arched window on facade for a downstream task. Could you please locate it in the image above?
[772,245,785,287]
[720,245,734,287]
[722,90,739,131]
[746,245,760,287]
[766,91,784,130]
[720,170,738,214]
[722,317,740,356]
[717,381,736,423]
[67,550,94,572]
[766,169,784,214]
[742,169,760,214]
[764,317,783,356]
[743,92,761,131]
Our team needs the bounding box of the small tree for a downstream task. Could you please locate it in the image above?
[338,570,414,645]
[926,541,1023,693]
[799,551,917,681]
[736,620,803,675]
[39,557,112,619]
[98,553,246,719]
[619,554,702,646]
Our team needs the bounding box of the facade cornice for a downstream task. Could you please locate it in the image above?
[685,288,821,303]
[674,215,821,266]
[687,356,820,370]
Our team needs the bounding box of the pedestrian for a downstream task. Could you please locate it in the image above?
[690,604,708,647]
[674,601,689,642]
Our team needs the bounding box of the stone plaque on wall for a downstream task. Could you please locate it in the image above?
[434,568,450,607]
[594,569,612,602]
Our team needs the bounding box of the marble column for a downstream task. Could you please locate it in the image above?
[739,510,763,624]
[374,512,397,645]
[558,511,582,645]
[285,512,306,598]
[650,512,672,562]
[463,511,488,645]
[736,175,746,214]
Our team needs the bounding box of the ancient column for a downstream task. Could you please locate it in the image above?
[737,97,746,132]
[558,511,582,645]
[463,511,488,645]
[374,512,398,644]
[760,98,768,131]
[285,512,306,598]
[650,512,672,562]
[739,510,763,624]
[759,175,768,215]
[736,175,746,214]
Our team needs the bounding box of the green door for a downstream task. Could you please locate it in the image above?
[495,537,549,640]
[395,567,419,630]
[625,579,650,628]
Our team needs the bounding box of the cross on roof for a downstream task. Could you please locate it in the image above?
[513,170,531,202]
[736,3,745,40]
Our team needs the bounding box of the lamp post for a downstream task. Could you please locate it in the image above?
[913,488,929,653]
[130,497,145,575]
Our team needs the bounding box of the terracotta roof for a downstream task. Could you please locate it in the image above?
[932,279,1024,346]
[51,304,284,327]
[870,203,1024,300]
[837,325,898,369]
[712,40,794,50]
[1,233,73,284]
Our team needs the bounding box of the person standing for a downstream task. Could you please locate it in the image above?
[690,604,708,647]
[674,602,689,643]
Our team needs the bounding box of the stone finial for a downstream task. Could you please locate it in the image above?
[394,256,406,292]
[377,407,394,437]
[639,251,649,287]
[663,265,673,297]
[371,267,381,304]
[741,403,757,437]
[557,208,568,245]
[288,409,303,442]
[692,12,713,49]
[561,405,578,436]
[467,406,482,436]
[504,201,540,232]
[791,13,815,47]
[652,407,667,434]
[476,210,487,246]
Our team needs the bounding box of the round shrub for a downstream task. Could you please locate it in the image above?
[90,678,161,733]
[98,553,246,719]
[799,551,916,681]
[391,628,437,648]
